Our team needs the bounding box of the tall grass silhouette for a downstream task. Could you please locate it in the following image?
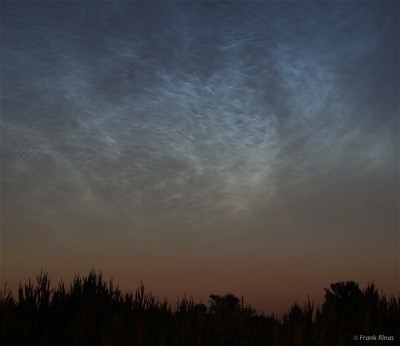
[1,270,399,345]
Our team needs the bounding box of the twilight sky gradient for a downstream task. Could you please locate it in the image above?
[1,1,399,315]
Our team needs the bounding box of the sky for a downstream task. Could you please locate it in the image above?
[1,1,399,315]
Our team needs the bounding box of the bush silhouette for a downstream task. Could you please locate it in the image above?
[0,271,399,346]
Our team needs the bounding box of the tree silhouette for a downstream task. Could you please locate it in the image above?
[208,293,241,316]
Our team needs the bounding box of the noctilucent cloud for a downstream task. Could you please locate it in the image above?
[1,1,398,314]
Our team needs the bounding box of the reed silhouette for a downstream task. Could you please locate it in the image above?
[0,270,399,345]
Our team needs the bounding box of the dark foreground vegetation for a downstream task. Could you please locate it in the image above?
[0,270,399,346]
